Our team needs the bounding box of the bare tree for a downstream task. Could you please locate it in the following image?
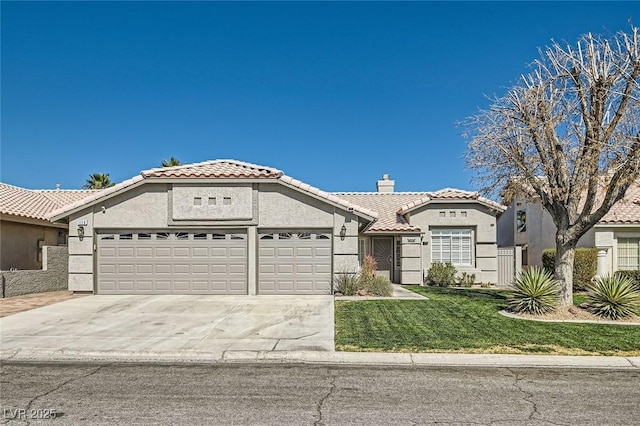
[465,27,640,306]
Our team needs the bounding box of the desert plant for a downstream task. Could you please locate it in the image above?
[585,275,640,320]
[426,262,457,287]
[480,282,493,288]
[456,272,476,288]
[507,267,559,315]
[333,271,360,296]
[362,275,393,297]
[614,270,640,290]
[542,248,597,291]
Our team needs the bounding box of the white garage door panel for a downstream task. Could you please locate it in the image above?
[98,231,247,295]
[258,231,332,295]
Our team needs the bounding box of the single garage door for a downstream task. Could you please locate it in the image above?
[258,231,332,295]
[97,230,247,294]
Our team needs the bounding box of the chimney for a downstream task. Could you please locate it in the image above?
[376,174,395,193]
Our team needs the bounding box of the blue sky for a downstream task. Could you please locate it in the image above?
[2,1,638,194]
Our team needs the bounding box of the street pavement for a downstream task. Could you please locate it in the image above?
[1,362,639,425]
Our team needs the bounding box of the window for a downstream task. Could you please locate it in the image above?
[137,233,152,240]
[431,229,473,266]
[618,238,640,270]
[516,210,527,233]
[298,232,311,240]
[317,233,330,240]
[156,232,169,240]
[278,233,292,240]
[230,234,245,240]
[395,240,401,269]
[260,234,274,240]
[193,233,208,240]
[175,232,189,240]
[358,239,366,265]
[119,233,133,240]
[211,233,226,240]
[101,234,115,240]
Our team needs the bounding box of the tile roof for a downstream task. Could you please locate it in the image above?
[336,189,505,233]
[599,182,640,224]
[397,188,506,215]
[47,159,378,221]
[142,159,283,179]
[335,193,428,232]
[0,183,96,222]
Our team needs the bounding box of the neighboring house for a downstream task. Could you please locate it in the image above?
[0,183,95,270]
[47,160,505,295]
[498,180,640,277]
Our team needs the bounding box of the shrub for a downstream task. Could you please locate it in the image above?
[456,272,476,288]
[614,270,640,290]
[508,266,559,315]
[586,275,640,320]
[542,248,597,291]
[362,275,393,297]
[333,271,360,296]
[426,262,457,287]
[361,255,377,282]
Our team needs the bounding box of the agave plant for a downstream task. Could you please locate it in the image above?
[586,275,640,320]
[507,267,559,315]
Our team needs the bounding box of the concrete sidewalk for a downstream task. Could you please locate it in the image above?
[2,348,638,369]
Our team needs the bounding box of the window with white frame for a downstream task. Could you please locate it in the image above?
[618,237,640,270]
[431,229,473,266]
[358,239,366,265]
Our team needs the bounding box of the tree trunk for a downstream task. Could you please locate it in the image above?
[554,241,576,307]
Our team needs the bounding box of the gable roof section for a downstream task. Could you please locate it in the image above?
[142,159,283,179]
[397,188,506,215]
[597,182,640,225]
[47,159,378,222]
[335,193,426,232]
[337,189,505,233]
[0,183,96,222]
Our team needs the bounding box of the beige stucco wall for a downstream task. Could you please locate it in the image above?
[499,197,596,267]
[409,203,499,284]
[593,226,640,276]
[65,180,361,294]
[1,219,63,270]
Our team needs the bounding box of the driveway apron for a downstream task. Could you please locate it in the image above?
[0,295,335,356]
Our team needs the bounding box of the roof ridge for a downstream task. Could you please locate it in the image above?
[333,191,431,195]
[141,159,284,177]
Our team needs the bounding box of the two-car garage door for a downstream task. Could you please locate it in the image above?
[97,229,333,295]
[98,231,248,295]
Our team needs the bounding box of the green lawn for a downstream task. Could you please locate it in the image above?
[334,286,640,356]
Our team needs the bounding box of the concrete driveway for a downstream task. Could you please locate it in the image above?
[0,295,334,357]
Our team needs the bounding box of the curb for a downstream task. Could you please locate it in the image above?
[2,349,638,369]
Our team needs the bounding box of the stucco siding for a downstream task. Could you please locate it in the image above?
[1,246,69,297]
[1,220,61,270]
[92,184,169,229]
[258,184,334,228]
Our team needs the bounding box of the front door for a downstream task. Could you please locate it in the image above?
[372,237,393,280]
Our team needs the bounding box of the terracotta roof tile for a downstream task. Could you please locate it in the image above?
[599,182,640,224]
[0,183,96,221]
[334,193,427,232]
[142,159,283,179]
[337,189,505,233]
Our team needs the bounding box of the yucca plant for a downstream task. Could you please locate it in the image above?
[507,267,559,315]
[586,275,640,320]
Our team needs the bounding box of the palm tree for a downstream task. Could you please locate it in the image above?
[83,173,115,189]
[161,157,182,167]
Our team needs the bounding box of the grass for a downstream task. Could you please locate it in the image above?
[334,286,640,356]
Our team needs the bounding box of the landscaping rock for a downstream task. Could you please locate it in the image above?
[357,289,368,297]
[568,306,580,315]
[334,292,344,297]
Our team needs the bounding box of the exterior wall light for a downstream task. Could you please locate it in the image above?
[78,225,85,241]
[340,224,347,241]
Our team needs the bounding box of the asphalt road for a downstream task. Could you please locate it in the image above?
[1,362,639,425]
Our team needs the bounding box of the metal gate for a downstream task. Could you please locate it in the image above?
[497,246,522,286]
